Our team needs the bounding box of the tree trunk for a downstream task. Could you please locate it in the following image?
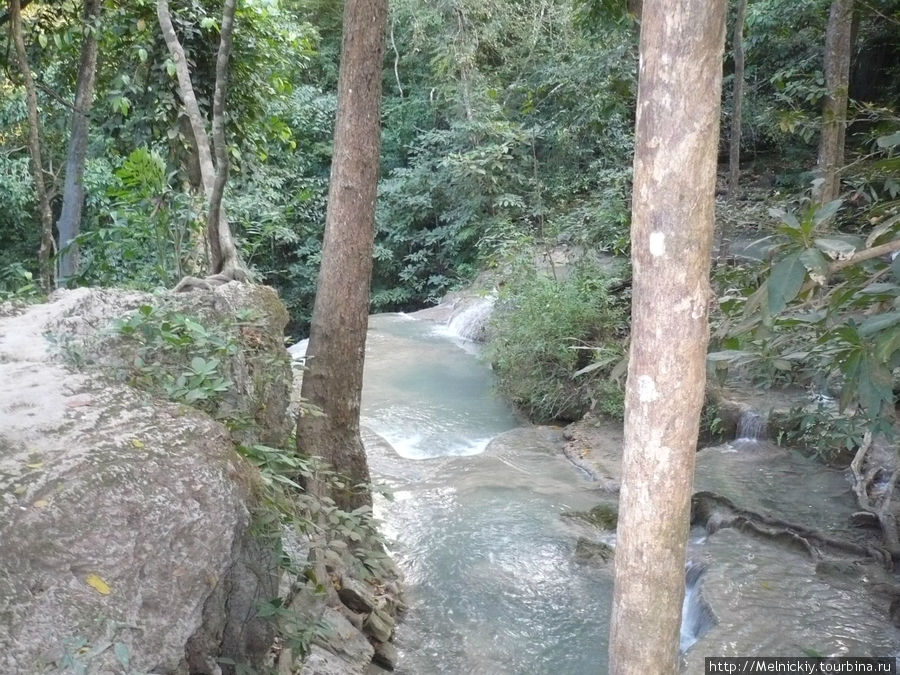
[56,0,101,285]
[728,0,747,203]
[608,0,727,672]
[205,0,240,277]
[296,0,387,512]
[157,0,244,278]
[816,0,854,205]
[157,0,216,195]
[9,0,55,293]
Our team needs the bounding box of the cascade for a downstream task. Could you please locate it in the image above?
[735,409,767,441]
[444,294,496,341]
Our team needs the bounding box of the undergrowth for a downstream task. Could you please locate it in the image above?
[486,259,629,422]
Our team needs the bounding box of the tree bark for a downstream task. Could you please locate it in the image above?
[56,0,101,285]
[205,0,240,277]
[157,0,216,195]
[9,0,54,293]
[608,0,727,672]
[157,0,244,278]
[296,0,387,512]
[727,0,747,203]
[816,0,854,205]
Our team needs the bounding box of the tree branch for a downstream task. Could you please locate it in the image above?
[0,0,32,27]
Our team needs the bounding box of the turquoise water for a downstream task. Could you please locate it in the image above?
[362,314,614,674]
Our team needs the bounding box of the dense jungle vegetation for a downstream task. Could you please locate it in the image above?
[0,0,898,453]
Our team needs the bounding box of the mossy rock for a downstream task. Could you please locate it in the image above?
[562,502,618,530]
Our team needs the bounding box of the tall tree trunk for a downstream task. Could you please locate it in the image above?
[608,0,726,672]
[9,0,54,293]
[157,0,243,277]
[56,0,101,285]
[157,0,215,195]
[205,0,240,277]
[816,0,854,205]
[728,0,747,202]
[296,0,387,512]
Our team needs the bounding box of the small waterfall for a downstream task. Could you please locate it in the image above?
[680,561,716,652]
[735,409,767,441]
[445,294,496,342]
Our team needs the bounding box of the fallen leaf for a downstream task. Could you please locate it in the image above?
[85,574,111,595]
[32,499,48,508]
[25,461,43,470]
[131,439,144,448]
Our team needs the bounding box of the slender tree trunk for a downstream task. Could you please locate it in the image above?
[816,0,854,204]
[608,0,726,672]
[157,0,215,195]
[9,0,55,293]
[296,0,387,512]
[157,0,243,278]
[56,0,101,285]
[205,0,239,277]
[728,0,747,202]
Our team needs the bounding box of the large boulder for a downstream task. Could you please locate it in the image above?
[0,286,290,673]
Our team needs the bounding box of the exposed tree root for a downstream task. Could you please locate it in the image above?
[173,267,247,293]
[691,490,892,568]
[849,432,900,560]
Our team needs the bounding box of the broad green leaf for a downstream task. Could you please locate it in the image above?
[858,311,900,337]
[865,214,899,247]
[875,328,900,363]
[814,237,857,260]
[113,642,131,668]
[768,253,806,316]
[813,199,842,226]
[876,131,900,149]
[799,247,828,282]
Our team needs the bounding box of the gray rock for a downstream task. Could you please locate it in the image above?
[300,645,364,675]
[573,537,615,565]
[363,607,394,644]
[338,576,377,613]
[372,641,399,671]
[314,607,374,669]
[338,606,366,631]
[0,287,290,673]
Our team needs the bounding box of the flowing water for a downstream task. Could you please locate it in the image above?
[359,313,900,674]
[362,314,615,674]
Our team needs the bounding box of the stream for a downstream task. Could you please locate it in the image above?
[358,312,900,674]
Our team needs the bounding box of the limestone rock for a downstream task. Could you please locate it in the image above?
[573,537,615,566]
[363,607,394,644]
[313,607,374,669]
[338,576,377,614]
[371,641,398,671]
[0,287,288,673]
[300,645,363,675]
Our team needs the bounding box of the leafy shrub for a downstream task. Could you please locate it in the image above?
[111,304,238,414]
[486,259,629,422]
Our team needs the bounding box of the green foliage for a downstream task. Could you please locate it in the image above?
[711,180,899,438]
[75,148,202,290]
[777,403,871,464]
[487,259,628,422]
[237,441,393,660]
[112,304,237,413]
[0,262,41,302]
